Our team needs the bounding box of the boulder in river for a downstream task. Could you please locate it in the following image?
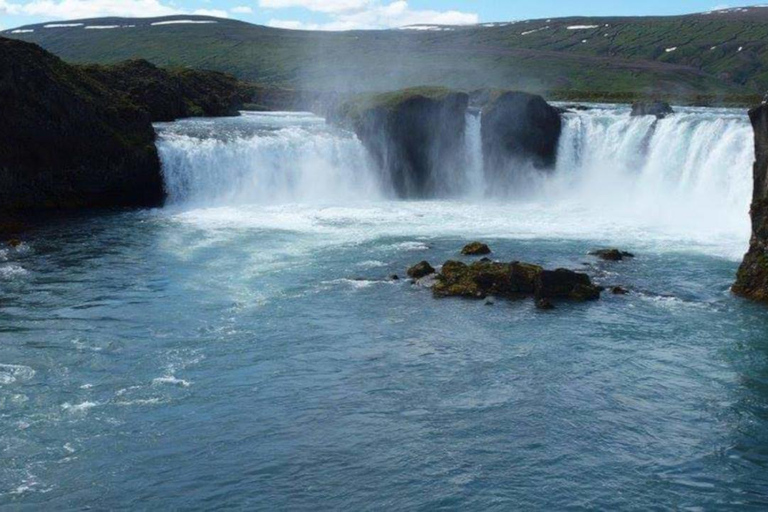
[535,269,602,301]
[431,259,601,304]
[589,249,635,261]
[734,103,768,302]
[461,242,492,256]
[631,101,674,119]
[407,261,436,280]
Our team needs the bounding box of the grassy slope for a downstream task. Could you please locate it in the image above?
[5,8,768,101]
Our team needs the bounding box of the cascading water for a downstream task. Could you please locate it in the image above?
[157,112,385,206]
[550,106,754,236]
[155,106,754,244]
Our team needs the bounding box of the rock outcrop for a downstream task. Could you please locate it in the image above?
[589,249,635,261]
[330,87,469,197]
[481,91,562,182]
[461,242,492,256]
[734,104,768,301]
[81,59,248,122]
[631,101,674,119]
[0,38,163,211]
[407,261,436,279]
[431,259,602,303]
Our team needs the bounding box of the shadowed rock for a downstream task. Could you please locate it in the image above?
[590,249,635,261]
[407,261,436,279]
[0,37,163,212]
[330,87,469,198]
[481,91,562,183]
[631,101,674,119]
[734,103,768,301]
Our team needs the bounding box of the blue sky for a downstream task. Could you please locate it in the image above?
[0,0,742,30]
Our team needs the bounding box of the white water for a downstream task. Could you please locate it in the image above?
[158,113,384,206]
[155,107,754,260]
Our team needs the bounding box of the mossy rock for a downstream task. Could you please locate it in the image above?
[461,242,492,256]
[407,261,436,279]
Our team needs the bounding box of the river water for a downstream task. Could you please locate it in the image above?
[1,108,767,509]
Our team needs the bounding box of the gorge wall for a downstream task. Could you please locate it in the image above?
[734,104,768,301]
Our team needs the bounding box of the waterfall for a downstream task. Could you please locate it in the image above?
[156,108,754,238]
[550,107,754,234]
[157,112,385,206]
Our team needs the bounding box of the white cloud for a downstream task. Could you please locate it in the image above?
[259,0,369,14]
[193,8,228,17]
[2,0,179,18]
[231,5,253,14]
[266,0,478,30]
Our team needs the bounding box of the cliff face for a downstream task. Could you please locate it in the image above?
[333,88,469,198]
[481,91,562,185]
[0,38,163,212]
[734,104,768,301]
[81,59,247,122]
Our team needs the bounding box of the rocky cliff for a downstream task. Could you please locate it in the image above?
[480,91,562,185]
[331,87,469,198]
[734,104,768,301]
[0,38,163,212]
[81,59,248,122]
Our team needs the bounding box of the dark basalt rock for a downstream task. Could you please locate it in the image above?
[631,101,674,119]
[481,91,562,182]
[590,249,635,261]
[433,260,544,299]
[0,38,163,212]
[431,258,601,304]
[462,242,492,256]
[81,59,249,122]
[7,239,22,248]
[536,298,556,310]
[612,286,629,295]
[330,87,469,198]
[535,269,602,301]
[407,261,436,279]
[734,104,768,302]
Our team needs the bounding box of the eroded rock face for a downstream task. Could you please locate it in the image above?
[631,101,674,119]
[0,38,163,211]
[481,91,562,183]
[734,104,768,302]
[332,88,469,198]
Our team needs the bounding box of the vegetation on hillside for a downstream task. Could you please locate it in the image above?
[6,9,768,103]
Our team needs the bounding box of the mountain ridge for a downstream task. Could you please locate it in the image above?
[5,7,768,98]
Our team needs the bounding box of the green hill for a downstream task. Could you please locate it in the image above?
[5,7,768,101]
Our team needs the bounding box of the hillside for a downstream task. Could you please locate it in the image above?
[5,7,768,100]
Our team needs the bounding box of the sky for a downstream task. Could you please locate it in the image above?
[0,0,744,31]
